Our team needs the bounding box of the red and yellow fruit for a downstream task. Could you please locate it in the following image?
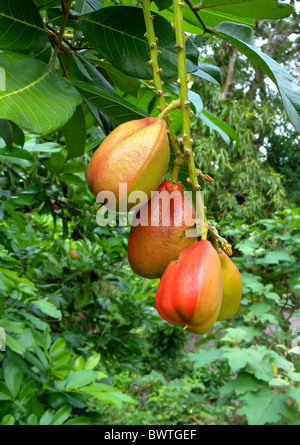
[217,251,243,321]
[86,117,170,211]
[155,240,223,335]
[128,181,197,279]
[70,250,79,260]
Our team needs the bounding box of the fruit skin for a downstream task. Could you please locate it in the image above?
[86,117,170,211]
[70,250,79,260]
[155,240,223,335]
[128,181,197,279]
[217,251,243,321]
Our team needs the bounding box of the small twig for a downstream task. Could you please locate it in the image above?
[58,54,69,77]
[184,0,214,33]
[51,0,73,69]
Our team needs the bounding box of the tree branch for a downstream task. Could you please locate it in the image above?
[220,48,238,100]
[50,0,73,69]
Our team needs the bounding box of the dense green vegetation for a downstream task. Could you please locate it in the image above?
[0,0,299,426]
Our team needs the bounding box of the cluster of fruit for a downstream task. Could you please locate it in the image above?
[86,117,242,336]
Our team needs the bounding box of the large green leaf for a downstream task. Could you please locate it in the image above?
[214,22,300,133]
[80,6,199,80]
[154,0,293,34]
[65,370,99,390]
[150,3,254,34]
[193,62,222,86]
[238,388,291,425]
[199,109,240,145]
[198,0,294,20]
[70,79,148,124]
[0,52,82,135]
[0,0,48,52]
[62,105,87,160]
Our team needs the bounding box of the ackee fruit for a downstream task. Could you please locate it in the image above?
[86,117,170,211]
[128,181,196,279]
[155,240,223,335]
[217,251,243,321]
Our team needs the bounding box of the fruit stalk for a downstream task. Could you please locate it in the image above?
[140,0,184,182]
[172,0,208,238]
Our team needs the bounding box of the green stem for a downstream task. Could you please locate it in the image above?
[172,0,207,238]
[183,0,215,34]
[51,0,73,69]
[140,0,183,178]
[158,99,181,119]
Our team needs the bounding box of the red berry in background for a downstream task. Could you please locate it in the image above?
[70,250,79,260]
[52,202,61,211]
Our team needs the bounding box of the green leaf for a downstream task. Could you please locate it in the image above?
[198,0,294,20]
[0,119,13,150]
[240,272,264,294]
[269,377,290,387]
[50,338,66,357]
[32,300,62,320]
[221,326,261,343]
[80,6,198,80]
[0,382,13,401]
[214,22,300,133]
[0,0,48,52]
[94,59,141,97]
[82,384,137,409]
[64,416,93,425]
[0,147,35,167]
[222,345,278,382]
[24,141,62,153]
[187,348,224,368]
[288,387,300,408]
[71,79,148,124]
[62,105,87,160]
[199,109,240,145]
[59,173,86,187]
[65,370,99,389]
[238,388,290,425]
[188,90,203,117]
[0,51,82,135]
[5,333,26,355]
[74,356,84,371]
[221,372,263,395]
[3,360,22,398]
[0,268,35,286]
[84,353,101,370]
[193,62,222,86]
[0,415,15,425]
[61,161,86,175]
[248,302,272,318]
[150,3,254,35]
[153,0,173,11]
[0,320,25,334]
[257,249,296,265]
[49,406,72,426]
[39,411,54,425]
